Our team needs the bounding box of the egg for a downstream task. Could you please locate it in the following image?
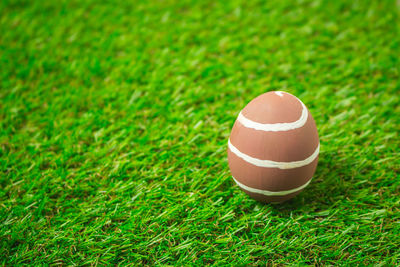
[227,91,320,203]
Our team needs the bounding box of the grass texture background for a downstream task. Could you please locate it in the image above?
[1,0,400,265]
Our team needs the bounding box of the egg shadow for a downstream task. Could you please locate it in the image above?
[265,151,352,214]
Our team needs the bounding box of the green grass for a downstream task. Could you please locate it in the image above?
[1,0,400,265]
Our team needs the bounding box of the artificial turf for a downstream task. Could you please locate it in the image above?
[1,0,400,265]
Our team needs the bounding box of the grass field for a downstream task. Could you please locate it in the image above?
[1,0,400,265]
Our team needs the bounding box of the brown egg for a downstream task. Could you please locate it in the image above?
[227,91,319,203]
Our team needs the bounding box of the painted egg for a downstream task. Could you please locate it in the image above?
[227,91,320,203]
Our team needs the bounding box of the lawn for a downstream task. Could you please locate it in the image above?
[1,0,399,265]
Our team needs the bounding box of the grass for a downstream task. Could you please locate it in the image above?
[1,0,399,265]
